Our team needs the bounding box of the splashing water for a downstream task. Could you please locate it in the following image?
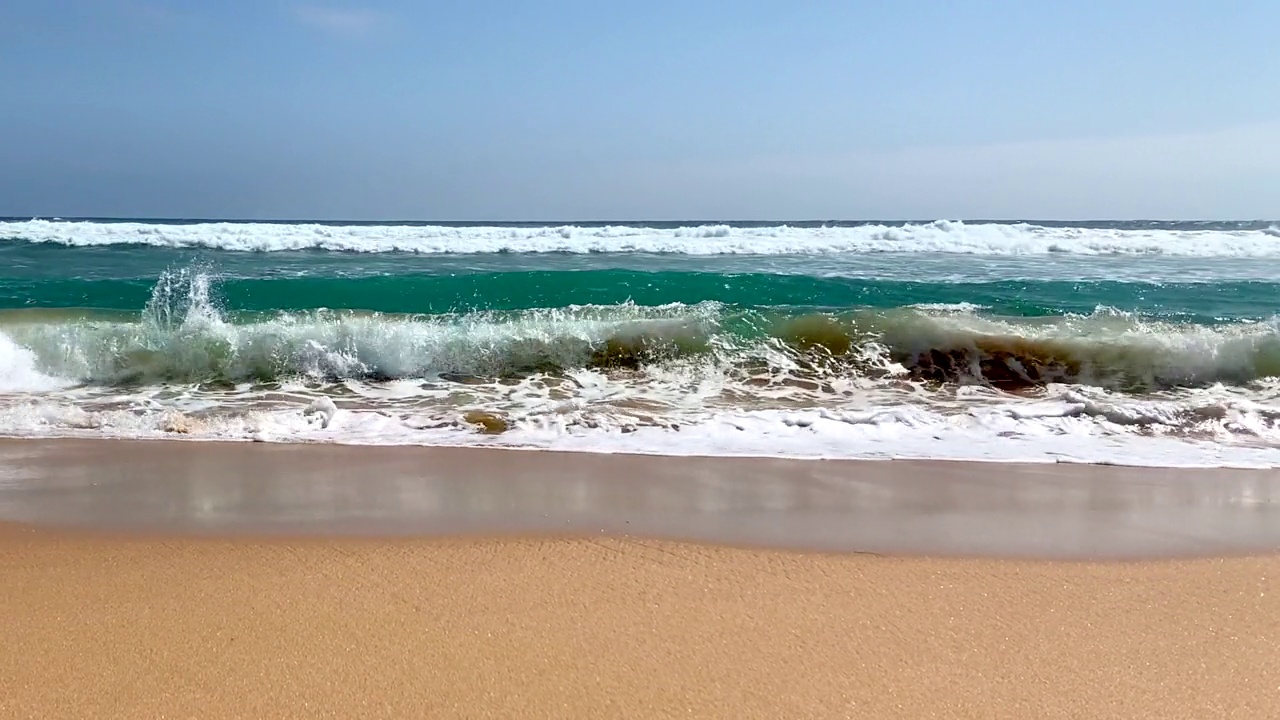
[143,265,224,332]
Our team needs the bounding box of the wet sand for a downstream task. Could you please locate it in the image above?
[2,439,1280,718]
[3,439,1280,557]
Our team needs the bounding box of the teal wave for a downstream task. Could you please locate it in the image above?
[6,300,1280,392]
[0,270,1273,322]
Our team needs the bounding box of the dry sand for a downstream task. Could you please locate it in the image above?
[3,523,1279,719]
[2,440,1280,718]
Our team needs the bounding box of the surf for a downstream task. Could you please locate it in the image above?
[2,249,1280,468]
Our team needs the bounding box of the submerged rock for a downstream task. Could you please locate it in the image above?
[903,337,1080,392]
[462,410,509,434]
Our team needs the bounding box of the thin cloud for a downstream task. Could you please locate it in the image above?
[291,5,386,36]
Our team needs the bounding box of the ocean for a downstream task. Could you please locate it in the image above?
[3,217,1280,467]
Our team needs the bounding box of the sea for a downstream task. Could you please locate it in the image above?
[4,217,1280,467]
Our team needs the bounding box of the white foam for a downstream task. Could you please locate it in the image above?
[303,397,337,428]
[7,219,1280,256]
[905,302,989,313]
[0,333,67,393]
[1,382,1279,468]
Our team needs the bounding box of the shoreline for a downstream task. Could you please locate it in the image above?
[2,437,1278,559]
[2,419,1278,472]
[7,430,1280,471]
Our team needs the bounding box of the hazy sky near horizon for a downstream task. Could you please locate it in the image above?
[2,1,1278,220]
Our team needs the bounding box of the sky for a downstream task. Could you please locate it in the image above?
[1,0,1278,220]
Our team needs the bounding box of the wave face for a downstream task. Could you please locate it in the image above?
[5,219,1280,468]
[5,218,1280,255]
[5,278,1280,391]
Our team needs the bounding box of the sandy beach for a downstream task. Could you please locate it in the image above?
[2,440,1280,718]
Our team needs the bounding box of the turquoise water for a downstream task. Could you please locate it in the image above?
[4,267,1276,321]
[3,219,1280,466]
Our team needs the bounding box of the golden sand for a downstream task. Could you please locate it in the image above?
[3,525,1278,719]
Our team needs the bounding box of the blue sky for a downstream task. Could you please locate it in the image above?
[2,1,1278,219]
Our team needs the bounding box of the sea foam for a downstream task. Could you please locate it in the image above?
[0,332,67,393]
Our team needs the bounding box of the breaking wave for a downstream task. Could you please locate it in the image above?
[5,268,1280,393]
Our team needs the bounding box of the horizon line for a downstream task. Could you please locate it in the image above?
[5,216,1276,225]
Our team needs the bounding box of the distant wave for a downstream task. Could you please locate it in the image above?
[6,219,1280,256]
